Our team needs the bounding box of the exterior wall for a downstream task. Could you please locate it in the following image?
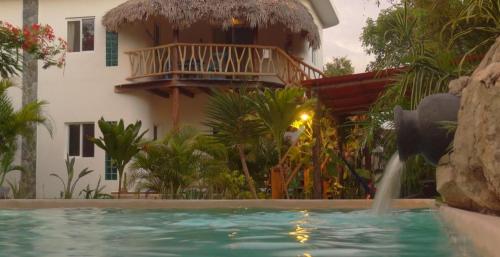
[2,0,24,189]
[301,0,326,68]
[1,0,332,198]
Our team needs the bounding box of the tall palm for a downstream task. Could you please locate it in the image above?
[92,118,148,198]
[205,89,263,199]
[249,88,312,161]
[249,88,312,198]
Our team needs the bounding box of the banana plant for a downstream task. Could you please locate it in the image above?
[50,156,94,199]
[91,118,148,198]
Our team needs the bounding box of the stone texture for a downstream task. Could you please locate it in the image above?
[448,76,470,96]
[436,155,477,210]
[437,37,500,213]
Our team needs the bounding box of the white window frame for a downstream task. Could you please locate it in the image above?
[66,16,96,53]
[66,122,95,158]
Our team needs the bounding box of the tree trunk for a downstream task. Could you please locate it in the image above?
[237,144,258,199]
[117,170,123,199]
[20,0,39,199]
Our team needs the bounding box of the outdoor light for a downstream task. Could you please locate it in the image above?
[300,113,310,121]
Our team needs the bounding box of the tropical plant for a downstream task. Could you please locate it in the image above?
[50,156,94,199]
[204,89,263,199]
[0,79,51,157]
[0,150,23,187]
[446,0,500,69]
[250,88,312,161]
[91,118,148,198]
[80,176,111,199]
[249,87,313,198]
[130,126,227,199]
[202,169,246,199]
[6,179,24,199]
[323,56,355,77]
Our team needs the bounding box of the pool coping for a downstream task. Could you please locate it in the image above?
[439,206,500,257]
[0,199,436,209]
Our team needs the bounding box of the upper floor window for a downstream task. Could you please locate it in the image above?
[67,17,95,52]
[68,123,95,157]
[106,31,118,66]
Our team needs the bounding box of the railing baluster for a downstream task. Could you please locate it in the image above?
[124,43,323,84]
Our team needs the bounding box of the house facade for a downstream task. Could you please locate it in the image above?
[2,0,339,198]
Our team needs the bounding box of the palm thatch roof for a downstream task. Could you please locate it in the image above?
[102,0,321,49]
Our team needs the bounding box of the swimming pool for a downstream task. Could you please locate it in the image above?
[0,209,460,257]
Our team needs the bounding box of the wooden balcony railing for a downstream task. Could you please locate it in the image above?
[124,43,324,86]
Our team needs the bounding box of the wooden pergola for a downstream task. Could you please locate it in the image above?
[301,68,402,199]
[302,68,402,116]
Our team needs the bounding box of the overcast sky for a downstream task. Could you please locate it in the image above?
[322,0,393,72]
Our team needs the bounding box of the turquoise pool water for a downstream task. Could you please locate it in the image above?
[0,209,456,257]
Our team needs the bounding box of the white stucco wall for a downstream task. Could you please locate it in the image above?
[1,0,334,198]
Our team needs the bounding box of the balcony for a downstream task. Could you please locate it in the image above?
[123,43,324,88]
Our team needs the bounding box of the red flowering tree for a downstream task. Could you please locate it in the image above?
[0,21,66,78]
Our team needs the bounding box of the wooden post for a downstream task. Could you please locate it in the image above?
[312,92,322,199]
[171,87,180,131]
[171,28,180,131]
[271,166,284,199]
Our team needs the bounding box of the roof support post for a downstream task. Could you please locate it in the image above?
[171,28,180,131]
[334,115,347,198]
[171,87,180,131]
[312,89,323,199]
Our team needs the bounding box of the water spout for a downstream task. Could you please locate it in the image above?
[372,152,404,214]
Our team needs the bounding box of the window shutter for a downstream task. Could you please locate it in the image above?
[68,124,81,156]
[82,123,95,157]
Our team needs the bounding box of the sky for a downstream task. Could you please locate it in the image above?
[322,0,393,73]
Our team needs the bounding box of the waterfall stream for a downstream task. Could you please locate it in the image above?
[372,152,404,214]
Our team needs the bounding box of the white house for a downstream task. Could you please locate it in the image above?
[2,0,339,198]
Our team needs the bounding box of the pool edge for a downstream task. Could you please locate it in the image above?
[440,206,500,257]
[0,199,435,210]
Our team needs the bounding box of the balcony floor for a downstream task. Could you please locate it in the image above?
[115,77,284,98]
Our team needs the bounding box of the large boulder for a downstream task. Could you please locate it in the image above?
[436,37,500,213]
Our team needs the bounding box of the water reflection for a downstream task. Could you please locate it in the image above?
[0,209,457,257]
[289,210,311,244]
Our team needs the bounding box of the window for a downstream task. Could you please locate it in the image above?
[106,31,118,66]
[67,17,95,52]
[105,153,118,180]
[68,123,95,157]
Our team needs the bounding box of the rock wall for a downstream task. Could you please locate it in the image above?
[436,37,500,214]
[436,38,500,213]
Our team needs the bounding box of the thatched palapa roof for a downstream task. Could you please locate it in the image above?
[102,0,321,49]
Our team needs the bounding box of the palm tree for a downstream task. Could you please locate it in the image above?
[0,150,23,189]
[249,87,312,198]
[250,88,312,161]
[92,118,148,198]
[0,79,50,156]
[130,126,227,198]
[204,90,263,199]
[0,79,50,193]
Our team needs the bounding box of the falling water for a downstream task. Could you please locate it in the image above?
[372,152,404,214]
